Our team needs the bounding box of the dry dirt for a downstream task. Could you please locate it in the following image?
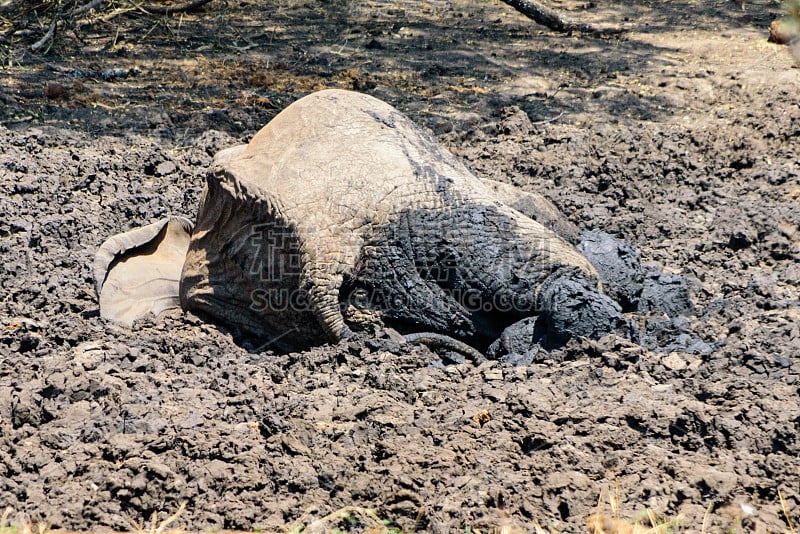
[1,0,799,532]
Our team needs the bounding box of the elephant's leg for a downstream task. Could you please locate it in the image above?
[412,204,587,336]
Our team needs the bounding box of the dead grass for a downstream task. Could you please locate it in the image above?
[2,492,796,534]
[125,502,186,534]
[1,507,49,534]
[587,487,683,534]
[586,486,800,534]
[276,506,402,534]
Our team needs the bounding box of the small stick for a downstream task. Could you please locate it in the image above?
[71,0,106,17]
[30,5,62,51]
[779,490,797,534]
[3,116,35,125]
[140,0,215,15]
[530,111,565,125]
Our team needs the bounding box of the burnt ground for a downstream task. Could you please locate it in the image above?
[1,0,799,532]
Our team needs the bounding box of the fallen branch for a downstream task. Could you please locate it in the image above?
[140,0,215,15]
[499,0,626,37]
[29,4,61,51]
[71,0,106,17]
[48,63,141,80]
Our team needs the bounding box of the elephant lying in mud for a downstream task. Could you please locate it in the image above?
[95,89,693,357]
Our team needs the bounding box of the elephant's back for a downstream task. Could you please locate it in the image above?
[220,89,488,226]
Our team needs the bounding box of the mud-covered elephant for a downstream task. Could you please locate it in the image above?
[95,89,661,354]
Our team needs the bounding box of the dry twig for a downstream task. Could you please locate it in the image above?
[140,0,215,15]
[30,2,62,51]
[499,0,626,37]
[71,0,105,17]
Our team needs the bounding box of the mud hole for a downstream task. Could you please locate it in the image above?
[1,0,799,531]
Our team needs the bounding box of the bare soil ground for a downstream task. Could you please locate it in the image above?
[1,0,799,532]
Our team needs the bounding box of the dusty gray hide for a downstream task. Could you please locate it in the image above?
[95,89,599,351]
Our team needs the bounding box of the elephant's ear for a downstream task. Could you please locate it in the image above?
[94,216,194,325]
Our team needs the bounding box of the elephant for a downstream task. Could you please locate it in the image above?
[95,89,639,354]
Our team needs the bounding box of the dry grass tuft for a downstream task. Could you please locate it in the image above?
[1,507,49,534]
[585,486,800,534]
[125,502,186,534]
[586,487,682,534]
[277,505,400,534]
[0,504,188,534]
[2,490,797,533]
